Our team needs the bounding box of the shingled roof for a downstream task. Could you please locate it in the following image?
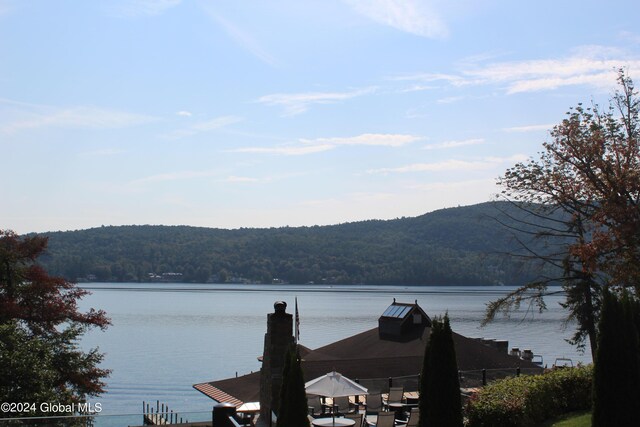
[194,372,261,406]
[194,301,542,405]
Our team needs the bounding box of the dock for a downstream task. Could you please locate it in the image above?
[142,401,197,426]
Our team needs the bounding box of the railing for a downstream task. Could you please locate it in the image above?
[355,366,543,393]
[458,367,542,388]
[0,410,213,427]
[0,406,255,427]
[356,375,420,394]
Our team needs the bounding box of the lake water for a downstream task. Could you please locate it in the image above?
[76,283,591,421]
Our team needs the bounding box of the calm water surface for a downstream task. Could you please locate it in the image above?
[76,283,591,419]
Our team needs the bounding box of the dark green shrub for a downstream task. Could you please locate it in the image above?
[465,365,592,427]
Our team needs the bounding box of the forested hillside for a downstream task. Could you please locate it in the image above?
[36,202,555,286]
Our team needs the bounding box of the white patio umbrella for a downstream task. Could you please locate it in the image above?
[305,371,368,426]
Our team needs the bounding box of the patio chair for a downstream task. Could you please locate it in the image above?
[308,395,324,416]
[345,412,364,427]
[376,412,395,427]
[384,387,407,421]
[383,387,404,406]
[395,408,418,427]
[334,396,354,414]
[364,393,383,414]
[351,395,365,413]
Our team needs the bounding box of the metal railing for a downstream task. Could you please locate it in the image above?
[355,366,543,393]
[0,410,213,427]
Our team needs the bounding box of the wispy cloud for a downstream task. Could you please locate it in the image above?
[230,133,419,156]
[110,0,182,17]
[437,96,464,104]
[368,160,494,174]
[395,46,640,94]
[78,148,128,157]
[422,138,484,150]
[176,111,192,117]
[257,87,376,116]
[132,171,268,187]
[397,84,437,93]
[163,115,243,139]
[367,154,527,174]
[301,191,394,207]
[131,170,220,185]
[503,124,553,133]
[0,104,157,134]
[405,106,429,119]
[392,72,468,86]
[408,178,495,192]
[619,31,640,45]
[345,0,448,38]
[300,133,421,147]
[0,0,12,16]
[469,58,625,95]
[193,116,243,131]
[222,175,260,183]
[200,5,277,67]
[231,144,335,156]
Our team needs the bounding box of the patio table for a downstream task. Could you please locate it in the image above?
[312,417,356,427]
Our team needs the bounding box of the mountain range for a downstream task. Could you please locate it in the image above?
[37,201,556,286]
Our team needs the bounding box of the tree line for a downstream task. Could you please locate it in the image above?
[34,202,558,286]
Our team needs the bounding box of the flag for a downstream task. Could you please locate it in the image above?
[295,297,300,343]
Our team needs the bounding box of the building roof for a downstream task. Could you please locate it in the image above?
[194,372,260,406]
[193,382,245,407]
[194,302,541,405]
[193,344,312,406]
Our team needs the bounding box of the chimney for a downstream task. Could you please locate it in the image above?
[259,301,294,421]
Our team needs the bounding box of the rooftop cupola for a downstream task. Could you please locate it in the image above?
[378,299,431,341]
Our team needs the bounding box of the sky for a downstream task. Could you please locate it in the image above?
[2,0,640,234]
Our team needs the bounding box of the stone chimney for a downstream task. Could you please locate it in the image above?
[259,301,294,421]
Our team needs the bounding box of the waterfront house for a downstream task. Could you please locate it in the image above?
[194,300,541,410]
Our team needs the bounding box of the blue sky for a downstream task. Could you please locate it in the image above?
[2,0,640,233]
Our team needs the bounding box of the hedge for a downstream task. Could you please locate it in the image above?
[465,365,592,427]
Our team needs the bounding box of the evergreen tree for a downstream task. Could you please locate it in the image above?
[592,289,640,427]
[419,314,462,427]
[277,345,310,427]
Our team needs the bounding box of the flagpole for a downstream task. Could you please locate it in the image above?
[295,297,300,346]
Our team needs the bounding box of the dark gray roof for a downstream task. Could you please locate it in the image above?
[196,325,541,404]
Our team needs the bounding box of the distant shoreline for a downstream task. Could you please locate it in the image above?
[77,282,567,295]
